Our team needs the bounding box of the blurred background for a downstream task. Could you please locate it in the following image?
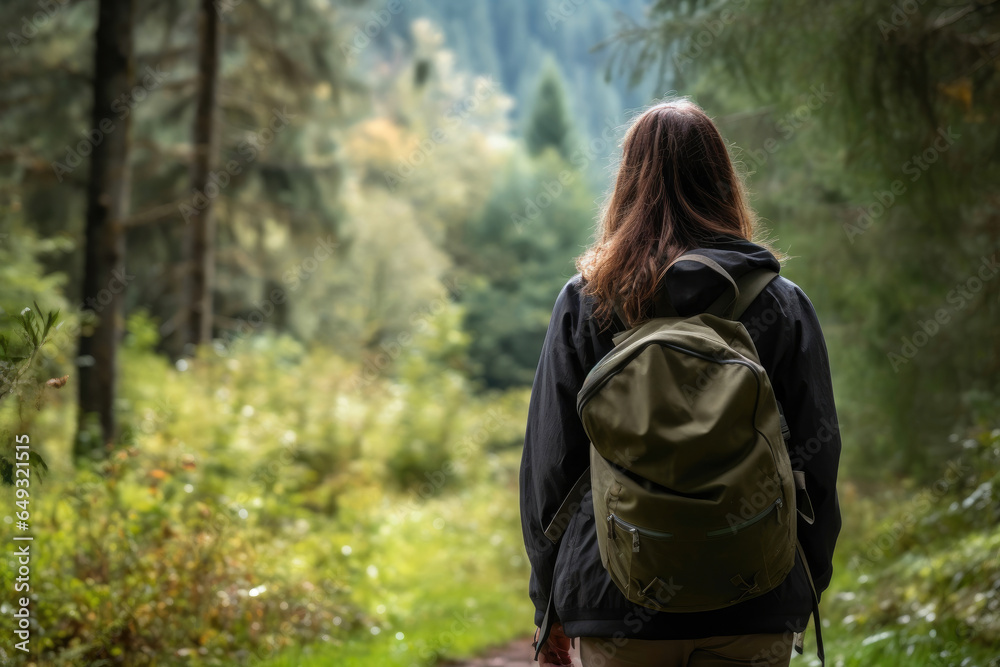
[0,0,998,665]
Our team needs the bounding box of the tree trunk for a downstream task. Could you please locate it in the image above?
[186,0,222,347]
[75,0,134,461]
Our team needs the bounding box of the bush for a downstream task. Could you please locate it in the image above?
[827,424,1000,663]
[0,311,530,665]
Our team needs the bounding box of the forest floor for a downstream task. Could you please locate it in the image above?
[441,636,582,667]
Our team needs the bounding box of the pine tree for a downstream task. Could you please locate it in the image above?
[76,0,135,460]
[524,58,575,161]
[185,0,222,348]
[610,0,1000,476]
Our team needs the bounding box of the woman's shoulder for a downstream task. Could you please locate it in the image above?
[547,274,617,364]
[561,273,586,294]
[765,275,820,316]
[557,272,818,321]
[552,273,588,315]
[753,274,827,345]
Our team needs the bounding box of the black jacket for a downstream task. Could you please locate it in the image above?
[519,236,842,639]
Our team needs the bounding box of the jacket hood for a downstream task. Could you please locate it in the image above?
[661,234,781,316]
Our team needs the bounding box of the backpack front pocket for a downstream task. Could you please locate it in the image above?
[604,512,675,602]
[590,441,795,612]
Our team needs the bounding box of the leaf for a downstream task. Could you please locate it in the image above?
[29,451,48,476]
[16,309,37,346]
[45,309,58,334]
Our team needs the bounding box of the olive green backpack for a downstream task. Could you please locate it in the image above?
[536,253,824,664]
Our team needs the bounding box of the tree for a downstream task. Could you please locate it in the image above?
[76,0,135,461]
[524,58,576,161]
[333,21,510,358]
[607,0,1000,476]
[185,0,222,348]
[122,0,361,355]
[456,149,595,388]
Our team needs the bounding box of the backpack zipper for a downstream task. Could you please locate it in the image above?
[578,337,760,414]
[579,336,787,504]
[607,513,673,553]
[608,499,782,552]
[705,497,783,537]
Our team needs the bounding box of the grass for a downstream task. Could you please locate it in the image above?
[258,453,536,667]
[261,432,1000,667]
[3,315,996,666]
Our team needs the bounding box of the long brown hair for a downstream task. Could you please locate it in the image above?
[577,99,767,326]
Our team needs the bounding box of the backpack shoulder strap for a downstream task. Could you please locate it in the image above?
[543,468,591,543]
[665,253,740,318]
[795,539,826,665]
[730,267,779,319]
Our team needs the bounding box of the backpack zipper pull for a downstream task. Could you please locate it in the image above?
[630,528,640,553]
[607,514,615,539]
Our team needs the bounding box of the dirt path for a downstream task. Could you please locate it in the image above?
[441,636,583,667]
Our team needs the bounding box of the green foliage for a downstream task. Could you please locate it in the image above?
[6,1,999,664]
[524,58,577,161]
[257,453,533,667]
[454,149,596,388]
[607,0,1000,478]
[0,303,60,403]
[10,465,360,665]
[374,0,656,146]
[0,313,530,665]
[822,424,1000,664]
[0,304,62,485]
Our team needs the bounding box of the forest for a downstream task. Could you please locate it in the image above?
[0,0,998,665]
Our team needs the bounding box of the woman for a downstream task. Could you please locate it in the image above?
[519,100,841,667]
